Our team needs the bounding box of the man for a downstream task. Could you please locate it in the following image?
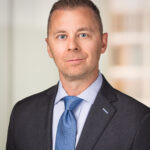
[6,0,150,150]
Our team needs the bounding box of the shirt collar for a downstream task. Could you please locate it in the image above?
[55,73,103,105]
[55,82,68,104]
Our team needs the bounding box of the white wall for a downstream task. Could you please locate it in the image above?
[0,0,13,149]
[12,0,59,103]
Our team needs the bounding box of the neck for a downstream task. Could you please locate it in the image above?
[60,71,99,96]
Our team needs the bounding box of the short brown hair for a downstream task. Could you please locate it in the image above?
[47,0,103,36]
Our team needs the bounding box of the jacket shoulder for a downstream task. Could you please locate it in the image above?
[12,84,58,112]
[101,75,150,114]
[113,88,150,122]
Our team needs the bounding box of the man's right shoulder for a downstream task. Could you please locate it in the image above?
[12,84,58,112]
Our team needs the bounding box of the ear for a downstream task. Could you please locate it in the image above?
[100,33,108,54]
[45,38,53,58]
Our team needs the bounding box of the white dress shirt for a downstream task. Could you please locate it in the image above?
[52,73,103,150]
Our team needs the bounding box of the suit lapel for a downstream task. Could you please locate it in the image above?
[76,76,117,150]
[46,84,58,150]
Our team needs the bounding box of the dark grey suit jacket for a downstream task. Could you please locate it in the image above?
[6,76,150,150]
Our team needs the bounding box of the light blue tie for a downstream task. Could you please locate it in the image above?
[55,96,83,150]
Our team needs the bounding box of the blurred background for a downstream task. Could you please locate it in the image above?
[0,0,150,149]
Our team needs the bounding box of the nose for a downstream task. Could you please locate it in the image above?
[67,37,79,51]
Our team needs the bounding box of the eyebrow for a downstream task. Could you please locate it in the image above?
[77,27,94,33]
[54,30,67,35]
[53,27,94,35]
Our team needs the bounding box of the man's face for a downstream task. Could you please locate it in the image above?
[46,7,108,81]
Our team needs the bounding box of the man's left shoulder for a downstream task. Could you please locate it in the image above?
[114,88,150,117]
[101,75,150,115]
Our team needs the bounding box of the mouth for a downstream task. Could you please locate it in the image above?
[66,58,85,64]
[67,58,85,62]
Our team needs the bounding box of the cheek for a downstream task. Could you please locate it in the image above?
[50,42,66,58]
[84,42,101,58]
[81,38,101,50]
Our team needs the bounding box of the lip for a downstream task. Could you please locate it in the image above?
[67,58,84,62]
[66,58,85,64]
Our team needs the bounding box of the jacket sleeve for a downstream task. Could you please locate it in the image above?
[132,112,150,150]
[6,105,17,150]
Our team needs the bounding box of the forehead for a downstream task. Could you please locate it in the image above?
[51,6,95,16]
[49,6,99,31]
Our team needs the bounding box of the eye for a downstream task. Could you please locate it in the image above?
[57,34,67,40]
[79,33,88,38]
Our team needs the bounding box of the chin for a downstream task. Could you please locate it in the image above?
[62,71,87,81]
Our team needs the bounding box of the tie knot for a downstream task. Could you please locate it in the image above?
[62,96,83,111]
